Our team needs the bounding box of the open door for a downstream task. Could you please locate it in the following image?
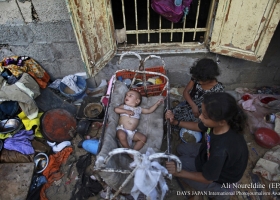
[209,0,280,62]
[65,0,117,77]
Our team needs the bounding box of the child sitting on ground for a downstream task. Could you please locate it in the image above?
[115,90,163,151]
[165,92,248,199]
[172,58,224,129]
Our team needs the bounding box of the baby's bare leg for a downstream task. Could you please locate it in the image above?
[117,130,130,148]
[132,132,147,151]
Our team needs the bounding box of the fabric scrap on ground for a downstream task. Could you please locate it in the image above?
[253,145,280,181]
[4,129,34,154]
[40,147,73,200]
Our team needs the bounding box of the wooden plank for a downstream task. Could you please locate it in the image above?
[0,163,34,200]
[231,0,267,50]
[210,0,280,62]
[65,0,117,77]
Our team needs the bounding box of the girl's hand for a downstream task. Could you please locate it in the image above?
[126,110,134,117]
[165,161,177,175]
[165,110,174,123]
[191,105,200,118]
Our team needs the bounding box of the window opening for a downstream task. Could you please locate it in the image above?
[111,0,211,47]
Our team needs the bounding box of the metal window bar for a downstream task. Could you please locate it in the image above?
[120,0,205,45]
[121,0,126,31]
[147,0,150,42]
[193,0,201,40]
[159,15,162,44]
[134,0,139,45]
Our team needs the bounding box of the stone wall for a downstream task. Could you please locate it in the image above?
[0,0,279,90]
[0,0,85,79]
[96,25,280,90]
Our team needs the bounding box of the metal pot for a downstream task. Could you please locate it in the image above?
[0,118,23,134]
[34,153,49,173]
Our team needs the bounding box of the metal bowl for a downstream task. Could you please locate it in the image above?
[0,118,23,134]
[83,103,103,118]
[179,128,202,143]
[34,153,49,173]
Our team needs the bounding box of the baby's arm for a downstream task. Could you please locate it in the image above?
[114,105,134,116]
[142,99,164,114]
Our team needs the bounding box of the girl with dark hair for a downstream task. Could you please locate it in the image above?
[165,92,248,199]
[172,58,224,128]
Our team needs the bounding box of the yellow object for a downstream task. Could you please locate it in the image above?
[18,111,44,138]
[0,133,12,139]
[155,78,163,85]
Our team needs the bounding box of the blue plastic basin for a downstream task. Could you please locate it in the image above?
[59,76,87,100]
[82,139,99,155]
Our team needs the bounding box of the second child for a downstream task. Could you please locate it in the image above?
[173,58,224,129]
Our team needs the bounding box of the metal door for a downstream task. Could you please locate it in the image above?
[209,0,280,62]
[65,0,117,77]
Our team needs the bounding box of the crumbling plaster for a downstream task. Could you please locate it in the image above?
[0,0,279,90]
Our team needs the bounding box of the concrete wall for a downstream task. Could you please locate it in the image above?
[0,0,85,79]
[96,24,280,90]
[0,0,279,90]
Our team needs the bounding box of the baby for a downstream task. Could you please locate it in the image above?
[115,90,163,151]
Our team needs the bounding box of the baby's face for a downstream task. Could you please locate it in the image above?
[125,91,140,107]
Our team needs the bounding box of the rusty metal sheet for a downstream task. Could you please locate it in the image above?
[65,0,117,77]
[0,163,34,200]
[210,0,280,62]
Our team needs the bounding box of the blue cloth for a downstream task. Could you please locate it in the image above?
[29,175,47,192]
[4,129,34,154]
[0,101,19,120]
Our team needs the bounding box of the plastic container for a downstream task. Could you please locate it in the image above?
[116,66,167,97]
[59,76,87,100]
[264,113,276,123]
[34,153,49,173]
[82,139,100,155]
[255,127,280,149]
[180,128,202,143]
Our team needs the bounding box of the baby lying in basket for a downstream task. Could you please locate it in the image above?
[115,90,163,151]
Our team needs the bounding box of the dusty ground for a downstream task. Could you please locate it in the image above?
[43,96,280,200]
[44,124,279,200]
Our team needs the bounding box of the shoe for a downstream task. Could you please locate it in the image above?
[47,141,56,147]
[52,141,71,153]
[77,140,85,148]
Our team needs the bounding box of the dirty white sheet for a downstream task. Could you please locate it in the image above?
[253,145,280,181]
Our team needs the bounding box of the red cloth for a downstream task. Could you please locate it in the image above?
[29,71,50,89]
[40,147,73,200]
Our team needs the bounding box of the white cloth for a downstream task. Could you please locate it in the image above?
[15,82,34,98]
[130,148,169,200]
[61,75,82,93]
[253,145,280,181]
[239,93,257,111]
